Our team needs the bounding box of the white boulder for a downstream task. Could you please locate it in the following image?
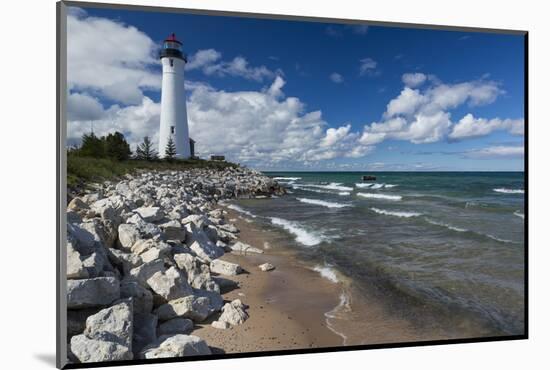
[217,299,249,327]
[146,267,193,302]
[155,296,211,322]
[120,280,153,314]
[67,277,120,309]
[229,241,264,254]
[135,207,164,222]
[70,335,133,363]
[185,223,224,262]
[117,224,140,251]
[258,263,275,272]
[129,259,165,288]
[210,259,242,276]
[139,334,211,359]
[157,318,194,336]
[84,300,133,349]
[67,242,88,279]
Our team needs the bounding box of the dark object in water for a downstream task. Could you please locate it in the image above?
[362,175,376,181]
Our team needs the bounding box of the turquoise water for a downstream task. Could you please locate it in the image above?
[231,172,525,336]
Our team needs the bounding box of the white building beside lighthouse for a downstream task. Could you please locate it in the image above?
[158,33,191,158]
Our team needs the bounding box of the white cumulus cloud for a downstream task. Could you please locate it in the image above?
[449,114,524,140]
[330,73,344,83]
[186,78,371,164]
[402,73,427,87]
[67,8,160,105]
[186,49,222,70]
[361,75,523,146]
[67,92,106,121]
[359,58,378,76]
[68,76,373,166]
[465,145,524,158]
[67,96,161,150]
[187,50,277,82]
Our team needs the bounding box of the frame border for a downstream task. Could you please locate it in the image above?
[57,1,68,368]
[56,1,528,369]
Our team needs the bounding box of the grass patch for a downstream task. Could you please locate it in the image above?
[67,154,238,190]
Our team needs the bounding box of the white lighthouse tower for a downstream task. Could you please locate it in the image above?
[158,33,191,158]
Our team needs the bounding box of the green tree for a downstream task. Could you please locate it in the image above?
[135,136,158,161]
[104,131,132,160]
[164,136,177,162]
[78,132,104,158]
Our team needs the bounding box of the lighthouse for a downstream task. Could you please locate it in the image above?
[158,33,191,159]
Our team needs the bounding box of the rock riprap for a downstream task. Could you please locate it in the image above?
[66,168,281,363]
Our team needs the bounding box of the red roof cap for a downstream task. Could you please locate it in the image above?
[165,33,181,43]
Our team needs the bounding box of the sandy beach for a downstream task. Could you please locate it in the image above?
[192,208,344,353]
[193,207,440,353]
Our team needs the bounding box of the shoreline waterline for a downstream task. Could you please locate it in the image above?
[221,203,452,346]
[225,169,525,339]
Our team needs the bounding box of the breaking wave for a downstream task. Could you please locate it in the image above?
[513,211,525,220]
[486,234,519,244]
[313,265,340,283]
[355,183,373,188]
[425,218,467,232]
[270,217,323,246]
[226,204,257,218]
[355,183,398,189]
[300,182,354,192]
[493,188,524,194]
[297,198,352,209]
[291,184,333,194]
[273,177,302,181]
[357,192,402,201]
[425,218,520,244]
[370,207,421,218]
[338,192,351,196]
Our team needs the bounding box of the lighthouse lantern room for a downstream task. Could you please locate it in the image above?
[158,33,191,159]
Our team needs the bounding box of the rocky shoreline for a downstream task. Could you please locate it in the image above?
[65,167,286,363]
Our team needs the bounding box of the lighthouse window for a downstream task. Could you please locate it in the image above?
[170,126,175,134]
[164,41,181,51]
[170,59,174,67]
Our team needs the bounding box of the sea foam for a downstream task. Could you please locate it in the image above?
[355,183,398,189]
[493,188,524,194]
[313,265,340,283]
[270,217,323,246]
[355,183,373,188]
[297,198,351,209]
[291,184,332,194]
[226,204,257,218]
[357,192,402,201]
[300,182,354,192]
[324,291,351,345]
[425,218,467,232]
[514,211,525,220]
[370,207,421,218]
[273,177,302,181]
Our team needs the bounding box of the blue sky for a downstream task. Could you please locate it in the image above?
[66,6,525,171]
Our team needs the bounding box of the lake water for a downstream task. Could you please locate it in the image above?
[228,171,525,337]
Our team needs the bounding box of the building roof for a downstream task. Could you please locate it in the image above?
[164,33,182,44]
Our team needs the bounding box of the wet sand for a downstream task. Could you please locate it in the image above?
[192,207,448,354]
[192,209,343,353]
